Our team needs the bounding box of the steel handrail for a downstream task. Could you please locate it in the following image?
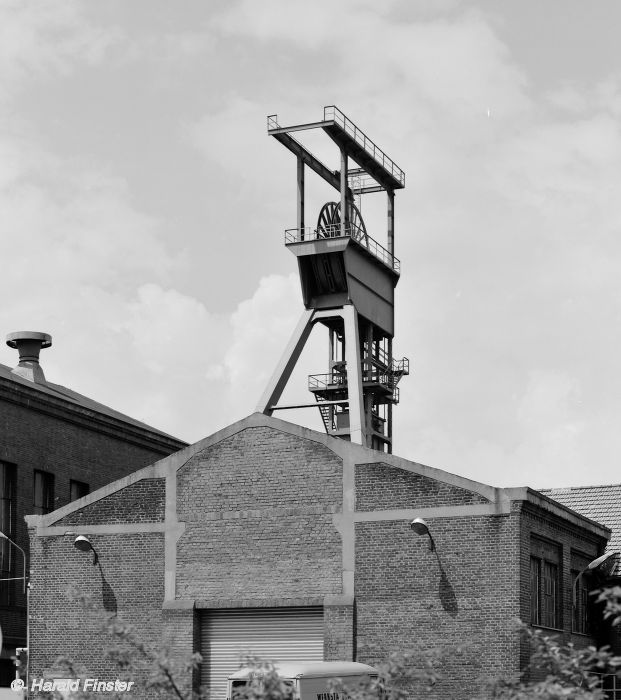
[308,373,347,390]
[324,106,405,186]
[309,372,396,391]
[391,358,409,374]
[284,226,400,274]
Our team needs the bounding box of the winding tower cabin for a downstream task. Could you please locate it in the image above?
[257,106,409,454]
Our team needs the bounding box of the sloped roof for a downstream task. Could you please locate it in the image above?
[542,484,621,575]
[0,361,185,448]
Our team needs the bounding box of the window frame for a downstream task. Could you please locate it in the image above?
[33,469,55,516]
[571,568,591,634]
[530,537,562,630]
[69,479,90,502]
[0,461,16,606]
[571,551,596,635]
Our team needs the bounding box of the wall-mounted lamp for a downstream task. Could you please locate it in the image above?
[410,518,436,552]
[572,551,618,607]
[74,536,98,566]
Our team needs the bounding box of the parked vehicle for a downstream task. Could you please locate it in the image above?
[227,661,379,700]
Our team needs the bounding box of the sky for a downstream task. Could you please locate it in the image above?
[1,0,621,490]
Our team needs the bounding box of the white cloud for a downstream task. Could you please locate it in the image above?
[0,0,119,93]
[209,273,300,392]
[0,155,177,294]
[3,0,621,489]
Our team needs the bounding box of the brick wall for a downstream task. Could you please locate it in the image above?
[355,462,489,511]
[29,423,348,697]
[26,419,612,699]
[50,478,166,526]
[324,605,355,661]
[176,427,343,601]
[354,513,521,698]
[28,531,168,699]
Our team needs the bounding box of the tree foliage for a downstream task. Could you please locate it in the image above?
[597,586,621,628]
[488,624,621,700]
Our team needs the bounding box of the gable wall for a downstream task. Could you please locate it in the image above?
[176,427,344,601]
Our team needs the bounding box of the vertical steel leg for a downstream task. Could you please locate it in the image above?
[343,305,366,446]
[387,189,395,257]
[340,149,348,238]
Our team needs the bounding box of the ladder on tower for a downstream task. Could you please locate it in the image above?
[313,395,336,433]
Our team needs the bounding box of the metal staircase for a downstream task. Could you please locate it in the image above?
[314,396,335,433]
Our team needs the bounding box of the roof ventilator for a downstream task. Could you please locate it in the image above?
[6,331,52,383]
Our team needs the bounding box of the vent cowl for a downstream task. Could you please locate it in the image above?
[6,331,52,383]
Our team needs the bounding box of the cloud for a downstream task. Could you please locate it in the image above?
[0,2,307,444]
[186,96,273,178]
[183,3,621,485]
[0,153,177,295]
[212,2,528,119]
[3,0,621,489]
[0,0,119,94]
[222,274,299,387]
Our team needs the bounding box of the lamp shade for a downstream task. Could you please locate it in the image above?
[410,518,429,536]
[73,535,93,552]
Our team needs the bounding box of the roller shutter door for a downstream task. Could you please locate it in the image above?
[200,607,324,700]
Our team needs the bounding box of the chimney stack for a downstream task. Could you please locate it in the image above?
[6,331,52,383]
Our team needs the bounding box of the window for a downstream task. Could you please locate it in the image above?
[572,569,590,634]
[69,480,89,502]
[529,557,540,625]
[530,538,561,629]
[0,462,16,606]
[33,470,54,515]
[572,552,595,635]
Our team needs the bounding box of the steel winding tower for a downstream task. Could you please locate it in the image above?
[257,106,409,453]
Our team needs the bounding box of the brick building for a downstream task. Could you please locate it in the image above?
[0,332,186,685]
[541,484,621,580]
[26,413,612,699]
[542,484,621,661]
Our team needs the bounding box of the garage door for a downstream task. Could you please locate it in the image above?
[200,607,324,700]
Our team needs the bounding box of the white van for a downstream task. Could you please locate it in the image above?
[227,661,378,700]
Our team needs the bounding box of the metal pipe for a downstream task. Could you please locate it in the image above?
[0,532,26,594]
[270,399,349,410]
[0,531,28,692]
[572,551,618,606]
[297,157,305,237]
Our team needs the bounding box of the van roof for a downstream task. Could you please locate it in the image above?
[229,661,378,680]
